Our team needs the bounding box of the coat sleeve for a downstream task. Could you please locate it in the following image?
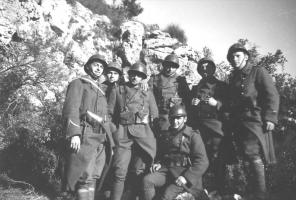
[216,81,230,111]
[62,79,84,138]
[107,86,119,118]
[148,90,159,119]
[183,132,209,186]
[178,76,191,109]
[256,67,280,124]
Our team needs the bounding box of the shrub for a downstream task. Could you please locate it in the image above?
[163,24,187,44]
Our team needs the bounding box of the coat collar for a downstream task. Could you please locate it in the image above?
[240,63,253,76]
[168,125,192,137]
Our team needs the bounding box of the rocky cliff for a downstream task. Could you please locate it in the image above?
[0,0,202,106]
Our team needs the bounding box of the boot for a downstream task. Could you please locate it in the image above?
[89,187,95,200]
[77,188,89,200]
[249,157,266,200]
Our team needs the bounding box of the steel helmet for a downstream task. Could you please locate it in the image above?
[169,104,187,118]
[84,54,107,74]
[197,58,216,75]
[106,62,122,75]
[162,54,179,68]
[128,62,147,79]
[227,43,250,62]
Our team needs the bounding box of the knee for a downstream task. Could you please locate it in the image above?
[161,190,177,200]
[113,166,128,181]
[142,174,156,189]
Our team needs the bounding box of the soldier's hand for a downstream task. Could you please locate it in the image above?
[70,135,81,152]
[175,176,187,186]
[265,121,275,131]
[192,98,200,106]
[150,163,161,173]
[207,97,218,107]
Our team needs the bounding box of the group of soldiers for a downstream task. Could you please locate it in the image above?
[62,43,279,200]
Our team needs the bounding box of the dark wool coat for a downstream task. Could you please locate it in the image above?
[157,126,209,190]
[229,64,280,164]
[62,76,114,191]
[188,76,228,136]
[108,82,159,161]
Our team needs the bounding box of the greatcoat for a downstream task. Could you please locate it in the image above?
[109,82,159,162]
[62,76,114,191]
[229,64,279,164]
[188,76,228,136]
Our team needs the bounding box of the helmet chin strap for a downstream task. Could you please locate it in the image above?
[88,70,100,80]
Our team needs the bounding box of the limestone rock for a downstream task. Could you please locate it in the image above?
[119,21,145,65]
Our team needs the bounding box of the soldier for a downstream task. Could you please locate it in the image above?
[104,62,123,99]
[188,58,228,193]
[109,62,159,200]
[149,54,190,131]
[62,54,114,200]
[227,43,279,200]
[141,104,209,200]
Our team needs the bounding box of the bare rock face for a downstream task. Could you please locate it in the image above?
[143,30,202,86]
[1,0,205,107]
[0,0,116,105]
[119,21,145,66]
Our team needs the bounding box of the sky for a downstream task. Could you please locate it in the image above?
[137,0,296,76]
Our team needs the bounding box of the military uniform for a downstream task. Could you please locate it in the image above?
[150,73,190,130]
[229,62,279,199]
[188,73,229,191]
[142,125,209,200]
[109,80,159,200]
[62,75,114,193]
[229,63,279,164]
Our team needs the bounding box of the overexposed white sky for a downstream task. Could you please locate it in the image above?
[137,0,296,76]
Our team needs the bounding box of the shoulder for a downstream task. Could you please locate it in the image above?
[183,126,200,138]
[67,78,84,88]
[176,75,186,82]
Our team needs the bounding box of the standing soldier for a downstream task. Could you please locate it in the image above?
[188,58,228,193]
[109,62,159,200]
[62,54,114,200]
[150,54,190,131]
[142,104,209,200]
[227,43,279,200]
[104,62,124,129]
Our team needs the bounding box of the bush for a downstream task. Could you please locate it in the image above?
[2,127,58,194]
[163,24,187,44]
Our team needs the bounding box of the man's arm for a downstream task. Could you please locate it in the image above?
[62,79,84,138]
[257,67,280,126]
[183,132,209,186]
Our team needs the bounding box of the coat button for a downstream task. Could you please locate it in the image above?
[241,92,244,95]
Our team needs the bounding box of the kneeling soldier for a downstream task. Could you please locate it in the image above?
[142,104,209,200]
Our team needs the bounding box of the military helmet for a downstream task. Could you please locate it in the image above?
[227,43,250,62]
[106,62,122,75]
[128,62,147,79]
[169,104,187,118]
[162,54,179,68]
[197,58,216,75]
[84,54,107,74]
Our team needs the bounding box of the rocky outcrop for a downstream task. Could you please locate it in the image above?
[0,0,204,106]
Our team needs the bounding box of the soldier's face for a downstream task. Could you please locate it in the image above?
[89,62,104,77]
[129,72,144,86]
[163,64,178,76]
[107,70,120,83]
[231,51,248,70]
[170,116,187,130]
[199,63,215,78]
